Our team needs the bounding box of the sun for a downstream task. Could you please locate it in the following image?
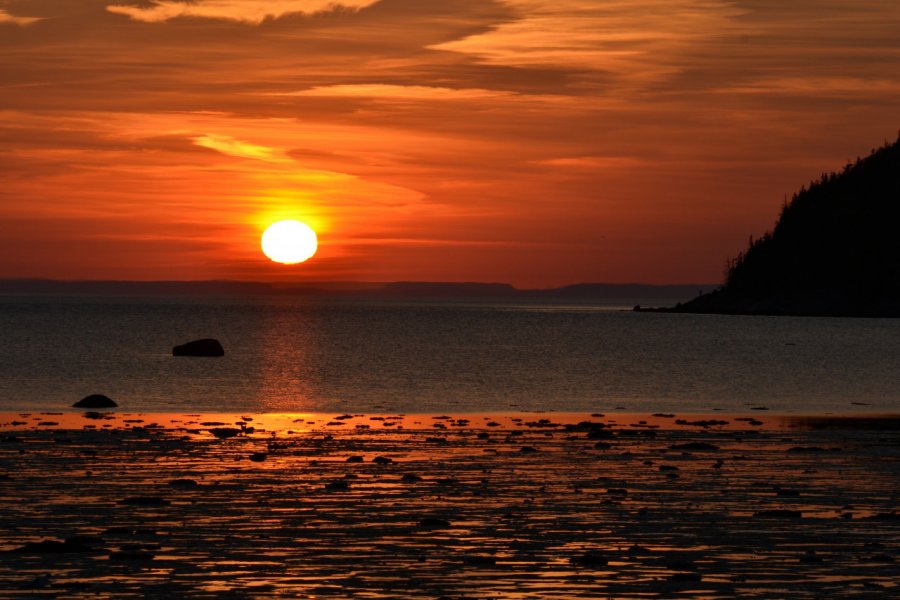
[261,220,318,264]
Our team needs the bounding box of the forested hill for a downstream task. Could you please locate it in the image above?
[671,134,900,317]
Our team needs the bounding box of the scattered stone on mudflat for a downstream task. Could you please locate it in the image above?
[168,479,199,488]
[587,429,614,439]
[11,537,103,554]
[172,338,224,357]
[109,550,155,561]
[72,394,117,409]
[462,555,496,567]
[209,428,241,439]
[118,496,169,506]
[418,517,451,528]
[104,527,156,536]
[668,572,703,582]
[324,480,350,492]
[754,509,802,518]
[571,550,608,567]
[669,442,720,451]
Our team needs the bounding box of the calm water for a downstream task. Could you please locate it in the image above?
[0,294,898,414]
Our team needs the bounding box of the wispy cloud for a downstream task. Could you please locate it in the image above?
[0,8,39,25]
[277,84,517,101]
[106,0,379,24]
[193,134,293,163]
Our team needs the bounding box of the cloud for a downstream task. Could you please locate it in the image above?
[277,84,517,101]
[0,8,39,25]
[193,134,293,163]
[106,0,379,24]
[431,0,744,82]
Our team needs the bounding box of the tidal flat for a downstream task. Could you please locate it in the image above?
[1,412,898,598]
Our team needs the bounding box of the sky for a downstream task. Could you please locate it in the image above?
[1,0,899,287]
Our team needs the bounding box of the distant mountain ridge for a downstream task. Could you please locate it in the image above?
[0,278,713,303]
[666,133,900,317]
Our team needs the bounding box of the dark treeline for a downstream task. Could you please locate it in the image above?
[667,133,900,316]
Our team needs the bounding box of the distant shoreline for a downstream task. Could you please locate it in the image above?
[0,278,715,303]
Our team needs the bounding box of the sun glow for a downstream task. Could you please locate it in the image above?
[261,220,318,264]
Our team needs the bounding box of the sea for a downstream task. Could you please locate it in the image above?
[0,294,898,415]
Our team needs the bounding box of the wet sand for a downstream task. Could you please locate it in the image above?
[1,411,898,598]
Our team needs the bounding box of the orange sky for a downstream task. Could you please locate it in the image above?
[1,0,899,287]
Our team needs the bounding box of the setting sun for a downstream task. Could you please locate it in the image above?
[261,220,318,264]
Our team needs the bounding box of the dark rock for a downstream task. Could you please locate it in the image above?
[346,455,364,463]
[11,538,99,554]
[118,496,169,506]
[668,572,702,582]
[209,428,241,439]
[248,452,267,462]
[172,338,224,357]
[669,442,720,451]
[754,509,803,518]
[418,517,451,528]
[72,394,117,409]
[168,479,199,488]
[462,555,496,567]
[571,550,608,567]
[373,456,393,464]
[401,473,422,483]
[109,550,155,561]
[324,480,350,492]
[520,446,539,453]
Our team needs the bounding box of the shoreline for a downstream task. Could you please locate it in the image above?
[2,410,898,597]
[3,410,900,434]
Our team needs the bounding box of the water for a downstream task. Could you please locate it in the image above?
[0,294,898,414]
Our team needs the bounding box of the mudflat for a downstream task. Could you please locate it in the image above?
[1,412,898,598]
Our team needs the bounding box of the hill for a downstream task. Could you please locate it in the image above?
[667,134,900,317]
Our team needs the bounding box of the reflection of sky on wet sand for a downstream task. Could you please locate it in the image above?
[1,411,898,596]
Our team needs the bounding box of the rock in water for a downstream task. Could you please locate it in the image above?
[172,338,224,357]
[73,394,117,408]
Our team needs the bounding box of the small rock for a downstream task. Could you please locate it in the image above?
[168,479,199,488]
[571,550,607,567]
[118,496,169,506]
[418,517,451,528]
[669,442,720,451]
[109,550,155,561]
[668,572,702,582]
[172,338,224,357]
[72,394,117,409]
[754,509,802,518]
[209,428,241,439]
